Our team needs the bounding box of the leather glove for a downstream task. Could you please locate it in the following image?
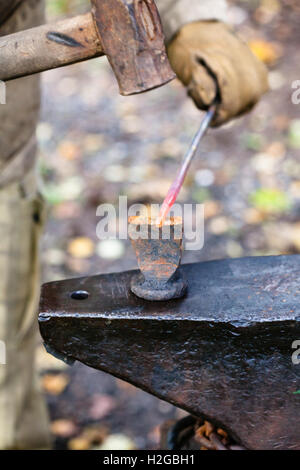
[167,21,269,126]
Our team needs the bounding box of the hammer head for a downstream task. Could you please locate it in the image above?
[91,0,175,95]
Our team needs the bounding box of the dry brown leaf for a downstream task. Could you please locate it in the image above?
[82,426,108,445]
[50,419,78,438]
[265,141,286,159]
[217,428,228,439]
[67,237,95,259]
[41,373,70,395]
[208,216,230,235]
[243,208,266,225]
[58,141,81,161]
[68,437,91,451]
[272,114,290,132]
[290,181,300,198]
[204,421,214,437]
[204,201,222,220]
[249,39,281,65]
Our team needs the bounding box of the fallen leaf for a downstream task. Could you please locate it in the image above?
[249,39,281,65]
[58,141,81,161]
[66,257,91,273]
[272,114,289,132]
[208,217,230,235]
[68,237,95,259]
[217,428,228,439]
[50,419,78,438]
[68,437,91,451]
[290,181,300,198]
[243,208,266,225]
[252,153,279,175]
[204,201,222,219]
[264,141,286,158]
[253,0,281,25]
[41,373,70,395]
[82,426,108,445]
[83,134,106,153]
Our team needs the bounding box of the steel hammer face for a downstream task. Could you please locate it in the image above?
[91,0,175,95]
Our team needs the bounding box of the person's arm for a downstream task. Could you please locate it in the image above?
[155,0,228,42]
[156,0,269,127]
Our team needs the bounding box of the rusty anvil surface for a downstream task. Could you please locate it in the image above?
[39,255,300,450]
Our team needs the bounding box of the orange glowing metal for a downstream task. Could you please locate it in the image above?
[157,105,217,226]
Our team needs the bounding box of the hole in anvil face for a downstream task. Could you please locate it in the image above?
[70,290,89,300]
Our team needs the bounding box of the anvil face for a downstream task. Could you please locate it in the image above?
[39,255,300,450]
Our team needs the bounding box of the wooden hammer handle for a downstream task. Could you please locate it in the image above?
[0,12,104,81]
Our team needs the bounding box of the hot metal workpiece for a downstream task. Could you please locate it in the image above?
[39,255,300,450]
[128,216,187,301]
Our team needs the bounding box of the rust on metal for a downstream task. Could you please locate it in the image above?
[0,0,175,95]
[128,215,187,301]
[39,255,300,450]
[91,0,175,95]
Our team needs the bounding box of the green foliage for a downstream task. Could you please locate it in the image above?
[41,177,84,205]
[242,133,265,151]
[250,188,291,214]
[288,119,300,149]
[192,188,211,203]
[46,0,87,17]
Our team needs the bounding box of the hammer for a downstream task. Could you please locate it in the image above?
[0,0,175,95]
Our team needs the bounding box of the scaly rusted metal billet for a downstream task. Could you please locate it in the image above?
[39,255,300,450]
[128,216,187,301]
[0,0,175,96]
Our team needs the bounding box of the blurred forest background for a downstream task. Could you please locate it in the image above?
[36,0,300,449]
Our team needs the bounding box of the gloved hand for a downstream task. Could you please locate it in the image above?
[167,21,269,126]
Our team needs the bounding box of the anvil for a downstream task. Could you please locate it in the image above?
[39,255,300,450]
